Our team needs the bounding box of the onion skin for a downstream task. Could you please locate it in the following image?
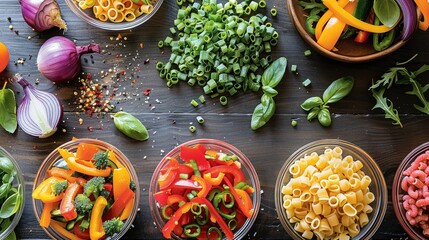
[19,0,67,32]
[396,0,418,41]
[13,73,63,138]
[37,36,100,83]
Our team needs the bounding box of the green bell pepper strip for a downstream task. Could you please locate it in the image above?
[373,17,397,51]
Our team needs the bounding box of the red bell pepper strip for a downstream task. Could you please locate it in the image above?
[60,182,82,221]
[191,197,234,240]
[167,194,187,206]
[103,183,113,200]
[170,179,202,190]
[162,202,192,239]
[161,157,179,174]
[224,178,253,218]
[354,10,374,43]
[203,165,246,185]
[103,188,135,221]
[154,190,171,207]
[158,167,178,190]
[178,164,194,176]
[180,145,210,171]
[191,175,211,198]
[73,220,90,240]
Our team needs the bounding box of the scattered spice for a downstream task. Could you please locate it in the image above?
[143,88,151,96]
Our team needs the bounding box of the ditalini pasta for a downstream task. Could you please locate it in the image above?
[281,147,375,239]
[75,0,156,22]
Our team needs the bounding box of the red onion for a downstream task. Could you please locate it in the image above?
[37,36,100,83]
[19,0,67,32]
[396,0,418,40]
[13,73,63,138]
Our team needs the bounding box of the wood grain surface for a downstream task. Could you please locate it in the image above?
[1,0,429,239]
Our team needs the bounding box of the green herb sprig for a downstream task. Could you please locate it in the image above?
[301,76,354,127]
[0,82,17,134]
[369,58,429,127]
[251,57,287,130]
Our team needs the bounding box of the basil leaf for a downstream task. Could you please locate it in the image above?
[307,107,320,121]
[317,108,332,127]
[113,112,149,141]
[0,84,17,134]
[0,190,20,218]
[251,95,275,130]
[0,157,13,174]
[322,76,354,104]
[262,86,278,97]
[4,230,16,240]
[261,57,287,88]
[0,183,11,198]
[373,0,400,27]
[301,97,323,111]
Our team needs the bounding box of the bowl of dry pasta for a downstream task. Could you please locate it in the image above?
[274,139,387,240]
[392,142,429,240]
[65,0,163,30]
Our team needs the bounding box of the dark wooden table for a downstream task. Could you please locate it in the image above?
[1,0,429,239]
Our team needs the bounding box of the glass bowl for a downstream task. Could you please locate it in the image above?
[0,147,25,239]
[286,0,414,63]
[274,139,387,239]
[32,138,140,239]
[149,138,261,239]
[393,142,429,240]
[65,0,164,30]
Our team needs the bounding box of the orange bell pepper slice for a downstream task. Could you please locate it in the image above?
[315,0,350,39]
[120,196,135,221]
[48,167,77,183]
[51,221,84,240]
[63,156,111,177]
[40,202,58,228]
[113,167,130,202]
[203,172,225,186]
[224,177,253,218]
[191,175,211,198]
[76,143,100,160]
[415,0,429,31]
[90,196,107,240]
[317,0,357,50]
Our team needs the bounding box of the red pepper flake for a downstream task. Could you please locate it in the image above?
[117,33,122,39]
[87,126,93,132]
[143,88,151,96]
[120,70,125,75]
[33,145,37,150]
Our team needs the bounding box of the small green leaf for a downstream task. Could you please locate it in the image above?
[0,157,13,174]
[322,76,354,104]
[4,230,16,240]
[307,107,320,121]
[0,83,17,134]
[251,95,275,130]
[371,87,403,127]
[373,0,401,28]
[261,57,287,88]
[301,97,323,111]
[113,112,149,141]
[317,108,331,127]
[262,86,278,97]
[412,64,429,78]
[298,0,327,11]
[405,78,429,115]
[369,67,408,90]
[0,187,20,218]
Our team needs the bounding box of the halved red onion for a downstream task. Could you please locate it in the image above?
[19,0,67,32]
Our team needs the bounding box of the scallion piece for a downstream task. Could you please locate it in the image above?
[189,125,196,133]
[196,116,205,124]
[270,7,277,17]
[220,96,228,106]
[191,99,199,107]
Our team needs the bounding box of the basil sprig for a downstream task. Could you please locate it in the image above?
[0,82,17,134]
[251,57,287,130]
[301,76,354,127]
[113,111,149,141]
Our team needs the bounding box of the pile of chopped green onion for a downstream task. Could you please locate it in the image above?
[157,0,278,102]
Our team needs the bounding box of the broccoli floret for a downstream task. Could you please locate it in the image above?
[103,218,124,237]
[79,218,90,231]
[83,177,105,198]
[129,180,136,191]
[74,194,93,215]
[51,180,68,196]
[93,150,109,170]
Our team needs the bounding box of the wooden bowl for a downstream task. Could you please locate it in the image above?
[286,0,408,62]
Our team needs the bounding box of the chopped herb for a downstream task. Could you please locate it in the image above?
[302,79,312,87]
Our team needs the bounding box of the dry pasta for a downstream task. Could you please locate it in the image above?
[75,0,156,23]
[281,147,375,239]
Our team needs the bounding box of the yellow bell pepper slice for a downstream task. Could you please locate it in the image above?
[323,0,395,33]
[108,149,125,169]
[318,0,357,50]
[113,167,131,201]
[63,155,111,177]
[90,196,107,240]
[315,0,350,39]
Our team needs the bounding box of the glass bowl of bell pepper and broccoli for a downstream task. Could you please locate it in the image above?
[32,138,139,240]
[149,139,261,240]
